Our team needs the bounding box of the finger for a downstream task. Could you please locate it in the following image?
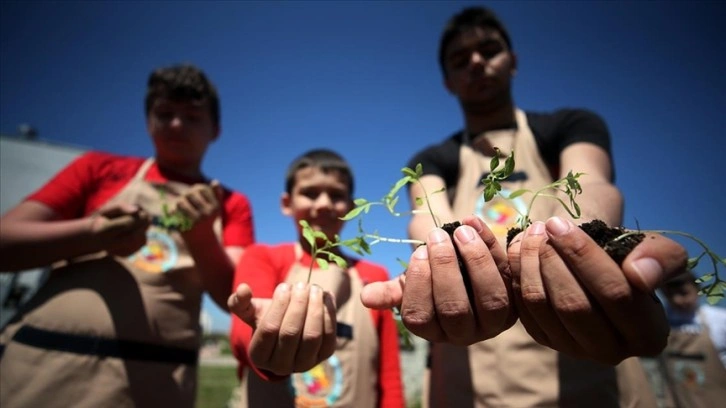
[622,233,688,292]
[294,284,325,372]
[455,217,514,338]
[249,283,291,370]
[507,228,552,348]
[175,198,200,221]
[269,282,310,374]
[543,217,633,363]
[319,291,337,361]
[401,246,444,342]
[228,284,256,327]
[99,203,139,218]
[196,185,218,215]
[360,278,403,310]
[428,228,476,344]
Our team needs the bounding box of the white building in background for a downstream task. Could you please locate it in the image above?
[0,135,85,329]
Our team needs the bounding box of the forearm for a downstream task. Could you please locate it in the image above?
[183,227,235,310]
[0,217,101,271]
[554,180,623,226]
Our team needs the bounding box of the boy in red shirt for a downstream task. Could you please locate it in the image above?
[228,149,404,408]
[0,64,254,407]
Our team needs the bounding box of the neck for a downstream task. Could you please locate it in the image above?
[461,96,516,135]
[156,159,205,182]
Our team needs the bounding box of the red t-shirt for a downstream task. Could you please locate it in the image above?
[230,243,404,408]
[26,151,255,247]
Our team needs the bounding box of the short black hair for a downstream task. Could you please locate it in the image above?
[438,6,513,78]
[285,149,354,196]
[144,63,220,126]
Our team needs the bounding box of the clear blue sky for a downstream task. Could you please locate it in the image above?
[2,1,724,331]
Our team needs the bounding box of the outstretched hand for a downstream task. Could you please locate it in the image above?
[361,215,516,345]
[228,282,337,376]
[507,216,686,365]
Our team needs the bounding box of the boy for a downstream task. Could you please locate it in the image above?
[0,64,254,407]
[228,149,404,407]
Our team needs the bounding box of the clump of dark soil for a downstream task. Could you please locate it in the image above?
[506,219,645,265]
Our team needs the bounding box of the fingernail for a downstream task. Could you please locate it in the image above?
[276,282,290,294]
[295,281,306,291]
[455,225,476,243]
[310,284,320,296]
[546,217,571,236]
[526,221,546,236]
[429,228,448,244]
[413,245,428,260]
[631,258,663,289]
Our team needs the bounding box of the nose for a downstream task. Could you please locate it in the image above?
[169,116,183,129]
[314,193,333,210]
[470,51,485,65]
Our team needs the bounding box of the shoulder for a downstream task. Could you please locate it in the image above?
[352,258,390,284]
[220,187,252,211]
[526,108,608,136]
[75,151,146,180]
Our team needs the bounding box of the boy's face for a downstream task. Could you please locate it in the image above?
[281,166,352,242]
[147,98,219,169]
[662,281,700,314]
[443,27,516,106]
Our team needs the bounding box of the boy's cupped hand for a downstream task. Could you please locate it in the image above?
[228,282,337,376]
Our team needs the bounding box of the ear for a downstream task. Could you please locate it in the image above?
[510,52,518,77]
[280,192,293,216]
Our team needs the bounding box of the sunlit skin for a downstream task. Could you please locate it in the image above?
[281,166,353,253]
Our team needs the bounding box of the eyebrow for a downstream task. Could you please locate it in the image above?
[448,39,504,57]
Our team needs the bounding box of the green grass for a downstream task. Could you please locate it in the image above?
[196,365,239,408]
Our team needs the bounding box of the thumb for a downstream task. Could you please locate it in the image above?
[622,233,688,292]
[228,284,256,327]
[99,203,139,219]
[360,275,404,310]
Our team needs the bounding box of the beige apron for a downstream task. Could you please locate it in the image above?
[424,109,656,407]
[657,311,726,408]
[237,244,379,408]
[0,158,221,408]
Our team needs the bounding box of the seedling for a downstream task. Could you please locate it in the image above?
[483,150,725,305]
[154,187,194,232]
[299,219,370,283]
[482,148,584,232]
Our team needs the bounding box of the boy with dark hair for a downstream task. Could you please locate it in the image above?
[0,63,254,407]
[362,5,690,407]
[228,148,404,408]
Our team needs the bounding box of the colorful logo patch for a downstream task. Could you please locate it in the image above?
[674,360,705,388]
[290,354,343,407]
[475,188,527,238]
[128,227,178,273]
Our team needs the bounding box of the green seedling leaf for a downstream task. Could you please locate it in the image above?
[432,187,445,195]
[341,205,368,221]
[415,163,423,178]
[415,197,424,206]
[316,258,329,270]
[507,189,529,199]
[503,151,515,176]
[397,258,409,270]
[354,198,368,206]
[490,155,500,172]
[401,167,418,179]
[694,273,714,284]
[688,256,703,271]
